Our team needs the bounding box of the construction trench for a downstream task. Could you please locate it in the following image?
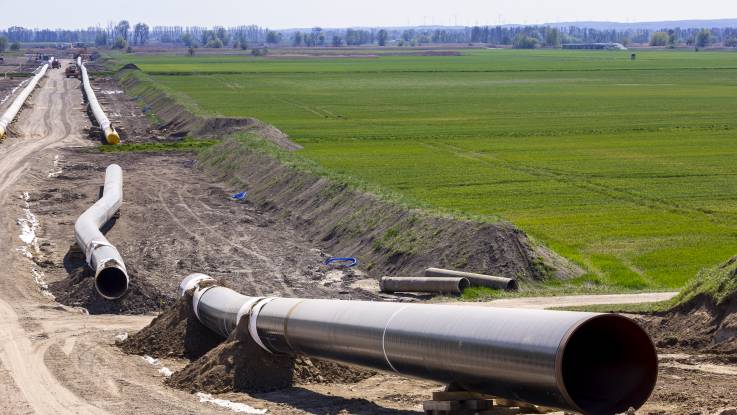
[0,56,736,415]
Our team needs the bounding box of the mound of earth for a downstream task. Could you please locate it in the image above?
[638,257,737,355]
[120,295,222,360]
[49,271,173,315]
[124,296,376,394]
[48,246,173,315]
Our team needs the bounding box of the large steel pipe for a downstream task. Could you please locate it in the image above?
[75,164,129,299]
[77,57,120,145]
[425,267,519,290]
[180,274,657,415]
[0,63,49,139]
[379,276,469,294]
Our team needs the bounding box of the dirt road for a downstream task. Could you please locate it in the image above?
[470,291,678,309]
[0,62,235,414]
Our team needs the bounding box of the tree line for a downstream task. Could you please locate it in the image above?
[3,22,737,50]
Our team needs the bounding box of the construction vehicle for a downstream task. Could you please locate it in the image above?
[65,64,78,78]
[52,60,61,69]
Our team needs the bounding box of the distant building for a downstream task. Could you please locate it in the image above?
[562,42,627,50]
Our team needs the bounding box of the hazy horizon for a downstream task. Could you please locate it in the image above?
[2,0,737,30]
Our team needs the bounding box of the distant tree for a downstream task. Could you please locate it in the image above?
[181,33,194,47]
[133,23,150,45]
[265,30,281,44]
[544,27,561,47]
[331,35,343,47]
[667,29,677,48]
[115,20,130,41]
[10,42,20,51]
[0,36,8,52]
[650,31,668,46]
[725,37,737,47]
[215,27,230,45]
[293,31,303,46]
[112,36,127,49]
[187,46,195,56]
[695,29,712,47]
[512,33,538,49]
[377,29,388,46]
[95,32,108,47]
[239,35,249,50]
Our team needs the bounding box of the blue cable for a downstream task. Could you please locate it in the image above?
[324,257,358,268]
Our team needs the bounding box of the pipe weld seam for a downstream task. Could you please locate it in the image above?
[248,297,276,354]
[282,299,307,355]
[381,304,411,374]
[85,240,114,265]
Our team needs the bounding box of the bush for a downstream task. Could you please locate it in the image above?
[0,36,8,52]
[650,32,668,47]
[10,42,20,51]
[251,47,268,56]
[725,37,737,47]
[512,34,539,49]
[112,36,128,49]
[206,38,223,48]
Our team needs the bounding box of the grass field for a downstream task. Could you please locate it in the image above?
[114,49,737,290]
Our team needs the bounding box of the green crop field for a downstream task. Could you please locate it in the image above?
[114,49,737,290]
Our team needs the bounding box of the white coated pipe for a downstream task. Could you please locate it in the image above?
[75,164,129,299]
[77,57,120,144]
[0,64,49,139]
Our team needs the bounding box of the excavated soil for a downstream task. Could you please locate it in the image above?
[635,293,737,357]
[124,294,376,394]
[25,149,381,315]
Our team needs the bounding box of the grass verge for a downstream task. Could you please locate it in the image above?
[99,138,218,153]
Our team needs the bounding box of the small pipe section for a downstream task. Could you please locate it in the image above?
[0,63,49,139]
[425,267,519,290]
[75,164,128,299]
[180,274,658,415]
[77,57,120,145]
[379,276,469,294]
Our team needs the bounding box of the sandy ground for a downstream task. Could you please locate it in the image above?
[0,59,735,414]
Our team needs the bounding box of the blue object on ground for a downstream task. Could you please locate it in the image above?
[324,257,358,268]
[231,191,248,201]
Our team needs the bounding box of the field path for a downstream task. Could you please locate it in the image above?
[462,291,678,309]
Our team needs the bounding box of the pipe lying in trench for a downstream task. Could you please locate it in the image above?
[379,276,469,294]
[75,164,129,299]
[0,63,49,140]
[77,57,120,145]
[179,273,658,415]
[425,267,519,290]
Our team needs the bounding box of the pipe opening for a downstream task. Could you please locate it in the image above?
[506,279,519,290]
[95,267,129,300]
[561,315,658,414]
[457,278,471,292]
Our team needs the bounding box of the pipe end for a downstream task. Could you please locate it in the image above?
[95,263,129,300]
[178,273,215,298]
[105,130,120,145]
[559,314,658,414]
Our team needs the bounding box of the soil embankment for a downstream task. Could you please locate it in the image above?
[114,65,583,285]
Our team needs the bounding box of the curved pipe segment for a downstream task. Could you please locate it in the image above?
[0,63,49,139]
[75,164,128,299]
[180,274,658,415]
[77,57,120,145]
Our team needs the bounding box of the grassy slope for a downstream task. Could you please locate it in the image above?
[113,49,737,290]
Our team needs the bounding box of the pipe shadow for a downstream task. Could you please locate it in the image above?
[252,387,421,415]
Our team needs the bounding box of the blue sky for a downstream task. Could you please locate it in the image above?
[3,0,736,29]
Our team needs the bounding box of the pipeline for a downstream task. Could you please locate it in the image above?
[0,63,49,140]
[180,274,658,415]
[75,164,129,299]
[380,276,469,294]
[77,57,120,144]
[425,267,519,290]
